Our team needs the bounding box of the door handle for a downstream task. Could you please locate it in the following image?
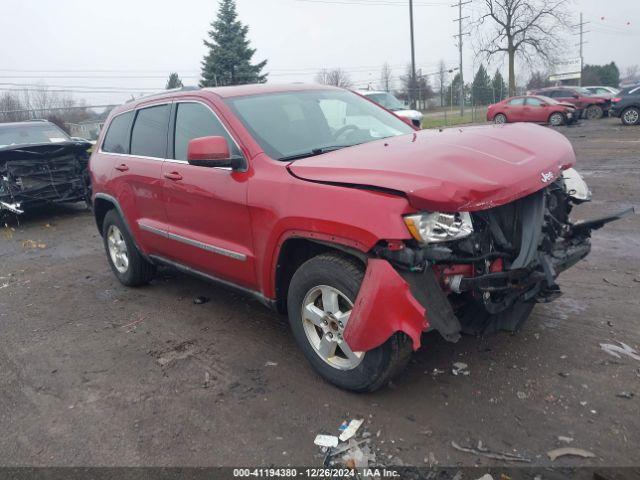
[115,164,129,172]
[164,172,183,181]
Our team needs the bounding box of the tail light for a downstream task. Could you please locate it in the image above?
[612,97,621,103]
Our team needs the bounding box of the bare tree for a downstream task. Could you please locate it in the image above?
[474,0,570,96]
[437,60,448,107]
[315,69,352,88]
[624,65,640,84]
[379,63,393,92]
[0,92,29,122]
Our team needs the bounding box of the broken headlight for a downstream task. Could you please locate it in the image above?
[404,211,474,244]
[562,167,592,202]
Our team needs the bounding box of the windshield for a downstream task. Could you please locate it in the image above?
[0,123,70,148]
[226,89,414,160]
[363,92,406,111]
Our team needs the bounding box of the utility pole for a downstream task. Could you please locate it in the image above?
[574,12,589,86]
[409,0,417,109]
[452,0,471,116]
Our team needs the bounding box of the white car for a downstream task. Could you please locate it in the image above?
[583,86,620,98]
[358,90,423,128]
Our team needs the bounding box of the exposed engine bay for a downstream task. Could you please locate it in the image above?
[0,142,91,218]
[377,168,633,340]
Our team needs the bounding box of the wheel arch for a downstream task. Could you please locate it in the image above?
[273,236,367,314]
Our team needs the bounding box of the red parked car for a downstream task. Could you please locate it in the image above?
[89,84,630,391]
[529,87,611,120]
[487,95,577,126]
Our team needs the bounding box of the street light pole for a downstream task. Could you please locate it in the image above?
[409,0,417,109]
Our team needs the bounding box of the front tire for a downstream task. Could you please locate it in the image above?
[621,107,640,126]
[585,104,604,120]
[102,209,156,287]
[548,112,565,127]
[287,253,412,392]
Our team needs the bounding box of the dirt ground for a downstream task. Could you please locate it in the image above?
[1,118,639,469]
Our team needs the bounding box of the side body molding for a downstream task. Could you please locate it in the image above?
[344,259,428,352]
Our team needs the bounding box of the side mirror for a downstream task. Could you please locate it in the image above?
[540,102,548,107]
[572,94,580,99]
[400,116,420,130]
[187,136,240,169]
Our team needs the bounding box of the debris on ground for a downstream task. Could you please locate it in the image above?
[557,436,574,444]
[615,391,634,399]
[264,361,278,367]
[452,362,470,376]
[600,341,640,361]
[516,391,528,400]
[203,371,210,388]
[193,296,210,305]
[450,440,531,463]
[314,434,339,448]
[547,447,596,461]
[339,418,364,442]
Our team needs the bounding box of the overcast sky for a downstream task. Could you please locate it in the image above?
[1,0,639,107]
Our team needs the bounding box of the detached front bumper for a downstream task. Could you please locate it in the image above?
[344,206,633,353]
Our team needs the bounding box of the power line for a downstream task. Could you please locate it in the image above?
[452,0,471,116]
[295,0,450,6]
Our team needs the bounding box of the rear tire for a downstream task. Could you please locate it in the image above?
[287,253,412,392]
[548,112,565,127]
[585,104,604,120]
[621,107,640,126]
[102,209,156,287]
[493,113,507,124]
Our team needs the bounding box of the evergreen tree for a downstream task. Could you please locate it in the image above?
[582,62,620,87]
[472,65,492,105]
[166,72,184,89]
[200,0,267,87]
[491,70,507,102]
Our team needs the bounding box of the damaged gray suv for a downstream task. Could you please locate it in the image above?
[0,120,91,218]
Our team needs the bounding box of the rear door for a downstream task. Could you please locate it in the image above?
[161,100,256,289]
[504,97,526,121]
[106,103,174,254]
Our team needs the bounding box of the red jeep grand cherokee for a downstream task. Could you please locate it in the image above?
[89,84,630,391]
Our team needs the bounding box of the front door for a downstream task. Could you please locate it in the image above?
[161,100,256,289]
[524,97,548,122]
[504,97,526,122]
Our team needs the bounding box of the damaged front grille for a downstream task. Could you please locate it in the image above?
[0,142,91,216]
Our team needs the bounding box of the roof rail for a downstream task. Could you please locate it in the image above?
[125,86,201,103]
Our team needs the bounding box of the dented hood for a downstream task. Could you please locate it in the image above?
[287,123,576,212]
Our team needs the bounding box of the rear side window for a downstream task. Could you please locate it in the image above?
[526,97,543,106]
[102,111,134,154]
[130,104,170,158]
[173,102,241,161]
[507,98,525,106]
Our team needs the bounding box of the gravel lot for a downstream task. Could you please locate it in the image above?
[1,118,638,468]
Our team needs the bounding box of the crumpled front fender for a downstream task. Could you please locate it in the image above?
[343,259,428,352]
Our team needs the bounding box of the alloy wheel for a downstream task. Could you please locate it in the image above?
[107,225,129,274]
[549,113,564,126]
[623,108,639,125]
[494,114,506,124]
[300,285,364,370]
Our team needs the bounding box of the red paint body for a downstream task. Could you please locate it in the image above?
[486,96,576,124]
[529,87,610,111]
[90,84,578,353]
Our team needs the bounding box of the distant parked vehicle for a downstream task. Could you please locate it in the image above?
[583,86,620,98]
[358,90,424,128]
[0,120,91,218]
[610,85,640,126]
[486,95,577,126]
[529,87,611,120]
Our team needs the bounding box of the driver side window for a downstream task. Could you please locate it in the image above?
[173,102,241,161]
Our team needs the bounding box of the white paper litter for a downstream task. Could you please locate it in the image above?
[314,434,339,448]
[339,419,364,442]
